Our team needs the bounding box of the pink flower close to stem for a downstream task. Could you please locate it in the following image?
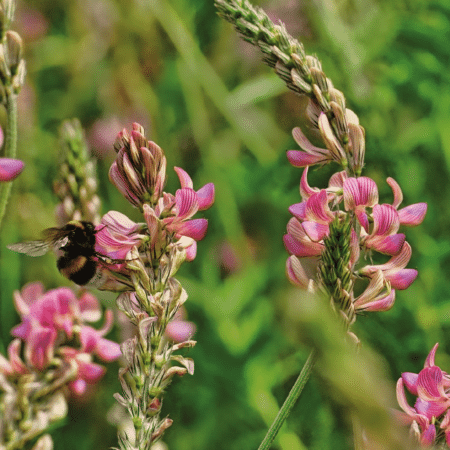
[284,167,426,312]
[4,282,120,395]
[396,344,450,447]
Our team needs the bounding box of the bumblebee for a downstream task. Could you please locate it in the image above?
[7,220,116,287]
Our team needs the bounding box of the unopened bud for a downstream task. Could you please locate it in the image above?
[5,30,22,73]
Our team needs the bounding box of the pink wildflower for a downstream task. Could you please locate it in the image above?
[4,282,120,395]
[396,344,450,447]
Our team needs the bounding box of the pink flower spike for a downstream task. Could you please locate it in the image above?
[398,203,427,226]
[0,158,24,181]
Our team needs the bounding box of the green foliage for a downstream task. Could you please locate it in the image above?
[1,0,448,448]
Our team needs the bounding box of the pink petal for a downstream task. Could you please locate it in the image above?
[365,233,406,255]
[292,127,328,156]
[398,203,427,226]
[283,233,324,257]
[305,190,334,223]
[425,343,439,368]
[196,183,215,210]
[287,150,326,167]
[69,379,87,395]
[357,289,396,312]
[386,268,418,290]
[417,366,444,399]
[8,339,28,374]
[78,360,106,382]
[302,221,329,241]
[185,241,197,261]
[0,158,24,181]
[299,166,319,199]
[286,255,309,288]
[386,177,403,209]
[175,188,199,219]
[174,166,193,189]
[166,320,196,343]
[108,161,141,207]
[372,204,400,236]
[343,177,378,210]
[176,218,208,241]
[396,378,417,416]
[402,372,419,395]
[415,398,448,420]
[355,207,369,232]
[27,327,57,370]
[96,338,122,361]
[289,202,307,220]
[79,326,99,353]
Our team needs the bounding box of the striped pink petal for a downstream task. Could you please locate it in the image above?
[398,203,427,226]
[343,177,378,210]
[287,150,326,168]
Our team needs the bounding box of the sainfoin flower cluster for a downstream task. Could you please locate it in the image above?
[0,282,120,395]
[284,166,427,315]
[97,123,214,449]
[0,282,120,448]
[396,344,450,447]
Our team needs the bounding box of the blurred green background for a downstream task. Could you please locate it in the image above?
[0,0,449,448]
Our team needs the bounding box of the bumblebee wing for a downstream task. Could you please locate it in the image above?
[42,227,69,249]
[7,240,51,257]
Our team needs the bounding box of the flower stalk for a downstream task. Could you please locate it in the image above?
[215,0,428,447]
[0,0,25,229]
[94,124,215,449]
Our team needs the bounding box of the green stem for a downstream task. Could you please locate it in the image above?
[257,348,317,450]
[0,92,18,229]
